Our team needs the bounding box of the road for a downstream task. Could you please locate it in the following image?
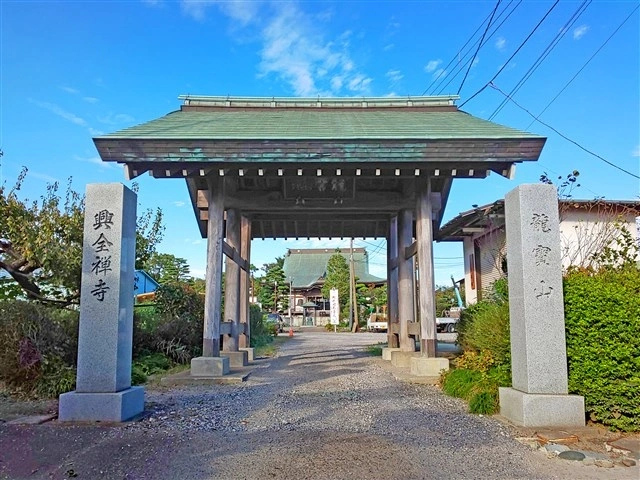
[0,331,635,479]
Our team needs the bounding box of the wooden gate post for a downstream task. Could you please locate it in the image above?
[387,215,399,348]
[239,215,252,349]
[398,208,415,351]
[416,181,437,357]
[223,207,241,352]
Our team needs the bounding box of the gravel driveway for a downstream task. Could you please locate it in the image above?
[0,331,636,479]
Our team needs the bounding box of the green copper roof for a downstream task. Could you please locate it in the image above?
[97,96,542,141]
[283,248,385,289]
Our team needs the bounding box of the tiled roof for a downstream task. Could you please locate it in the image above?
[98,107,541,141]
[282,248,385,288]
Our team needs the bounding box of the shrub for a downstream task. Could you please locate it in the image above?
[457,300,510,367]
[441,368,482,399]
[250,305,277,348]
[0,301,78,397]
[468,391,498,415]
[564,268,640,431]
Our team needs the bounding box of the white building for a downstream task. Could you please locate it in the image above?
[437,199,640,304]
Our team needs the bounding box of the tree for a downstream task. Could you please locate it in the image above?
[145,253,190,284]
[0,166,164,306]
[322,251,350,320]
[258,257,286,312]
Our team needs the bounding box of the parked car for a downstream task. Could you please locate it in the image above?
[366,313,388,332]
[265,313,285,333]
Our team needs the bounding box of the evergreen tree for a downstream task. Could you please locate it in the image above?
[321,251,350,320]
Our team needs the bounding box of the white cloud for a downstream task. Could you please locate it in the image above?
[180,1,371,96]
[431,68,446,81]
[83,96,99,104]
[495,37,506,51]
[383,43,395,52]
[97,113,135,125]
[89,127,105,136]
[29,171,60,184]
[60,86,79,94]
[424,59,442,73]
[573,25,589,40]
[181,0,259,25]
[74,154,112,168]
[632,145,640,157]
[258,3,371,96]
[386,69,403,83]
[173,201,187,207]
[29,99,87,126]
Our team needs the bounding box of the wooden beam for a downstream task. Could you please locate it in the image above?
[223,208,241,352]
[222,241,249,272]
[416,181,437,357]
[239,216,251,349]
[398,208,415,351]
[387,215,399,348]
[405,241,417,259]
[202,176,224,357]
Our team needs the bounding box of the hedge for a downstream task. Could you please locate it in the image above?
[564,268,640,431]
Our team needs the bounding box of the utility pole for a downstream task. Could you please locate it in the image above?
[288,278,293,326]
[349,239,354,330]
[349,239,359,332]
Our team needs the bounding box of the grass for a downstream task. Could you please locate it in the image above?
[365,342,386,356]
[255,336,286,358]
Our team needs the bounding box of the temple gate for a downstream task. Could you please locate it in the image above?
[95,95,545,375]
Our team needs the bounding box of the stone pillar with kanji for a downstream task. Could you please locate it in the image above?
[58,183,144,422]
[499,184,584,427]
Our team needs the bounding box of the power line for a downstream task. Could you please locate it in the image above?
[458,0,502,96]
[526,3,640,129]
[489,82,640,180]
[433,0,523,96]
[488,0,591,120]
[421,6,496,96]
[459,0,560,109]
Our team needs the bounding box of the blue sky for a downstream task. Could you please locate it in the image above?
[1,0,638,285]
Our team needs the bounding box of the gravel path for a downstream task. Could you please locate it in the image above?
[1,331,636,479]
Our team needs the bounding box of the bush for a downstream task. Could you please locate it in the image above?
[441,368,482,399]
[456,300,510,367]
[250,305,274,348]
[564,268,640,431]
[0,301,78,397]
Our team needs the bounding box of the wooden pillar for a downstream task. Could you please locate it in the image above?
[239,215,251,348]
[387,215,399,348]
[398,208,415,351]
[223,208,241,352]
[203,176,224,357]
[416,180,437,357]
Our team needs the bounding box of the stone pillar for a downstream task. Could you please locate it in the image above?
[499,184,584,427]
[387,215,399,348]
[58,183,144,422]
[398,209,415,351]
[191,176,230,377]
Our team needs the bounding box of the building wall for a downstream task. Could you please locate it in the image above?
[558,208,638,270]
[461,206,639,303]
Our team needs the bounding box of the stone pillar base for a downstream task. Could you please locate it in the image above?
[221,351,249,368]
[499,387,585,427]
[390,351,421,368]
[410,356,449,376]
[381,347,401,361]
[191,356,230,376]
[239,347,254,362]
[58,386,145,422]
